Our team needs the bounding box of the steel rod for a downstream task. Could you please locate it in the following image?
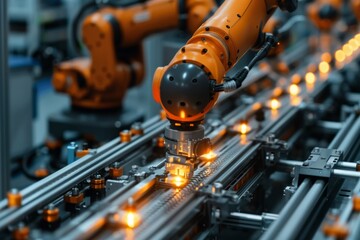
[275,180,325,240]
[337,116,360,159]
[278,159,303,167]
[0,0,9,199]
[328,114,356,149]
[336,161,357,169]
[0,121,165,230]
[333,169,360,178]
[261,178,311,240]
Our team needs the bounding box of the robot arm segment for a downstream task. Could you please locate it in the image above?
[53,0,217,109]
[153,0,297,124]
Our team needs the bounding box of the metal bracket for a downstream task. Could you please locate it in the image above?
[253,134,288,166]
[294,147,343,188]
[198,183,239,224]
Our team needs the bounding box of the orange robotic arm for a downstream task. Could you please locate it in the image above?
[307,0,342,32]
[153,0,297,124]
[352,0,360,22]
[52,0,216,109]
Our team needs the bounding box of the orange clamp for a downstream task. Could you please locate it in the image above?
[322,223,349,239]
[7,190,22,208]
[120,130,132,143]
[76,149,90,158]
[353,195,360,212]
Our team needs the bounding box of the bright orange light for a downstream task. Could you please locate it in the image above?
[126,211,137,228]
[343,44,353,56]
[305,72,316,84]
[173,176,185,187]
[290,96,302,106]
[180,110,186,119]
[335,50,346,62]
[306,82,314,92]
[240,123,249,134]
[319,61,330,74]
[321,52,332,63]
[201,151,217,161]
[270,109,279,120]
[240,134,247,145]
[269,98,281,110]
[349,39,359,50]
[234,121,251,135]
[356,34,360,42]
[289,84,300,96]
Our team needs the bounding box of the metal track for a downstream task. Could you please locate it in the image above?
[0,118,166,230]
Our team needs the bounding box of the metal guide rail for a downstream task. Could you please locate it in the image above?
[2,37,360,239]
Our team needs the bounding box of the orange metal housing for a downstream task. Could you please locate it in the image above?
[52,0,216,109]
[153,0,278,122]
[353,0,360,21]
[307,0,342,31]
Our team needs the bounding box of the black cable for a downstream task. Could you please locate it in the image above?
[213,33,277,92]
[20,150,43,180]
[16,136,81,180]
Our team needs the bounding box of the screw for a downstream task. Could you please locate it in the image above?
[10,188,19,194]
[131,122,144,135]
[47,203,55,210]
[132,165,139,172]
[267,134,275,143]
[113,162,121,169]
[71,187,79,196]
[212,182,223,195]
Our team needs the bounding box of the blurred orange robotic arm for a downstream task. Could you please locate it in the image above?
[352,0,360,22]
[307,0,342,32]
[153,0,297,125]
[52,0,217,109]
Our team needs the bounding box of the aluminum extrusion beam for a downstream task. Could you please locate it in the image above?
[0,0,9,199]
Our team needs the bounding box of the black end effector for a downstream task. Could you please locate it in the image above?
[213,33,277,93]
[160,63,214,119]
